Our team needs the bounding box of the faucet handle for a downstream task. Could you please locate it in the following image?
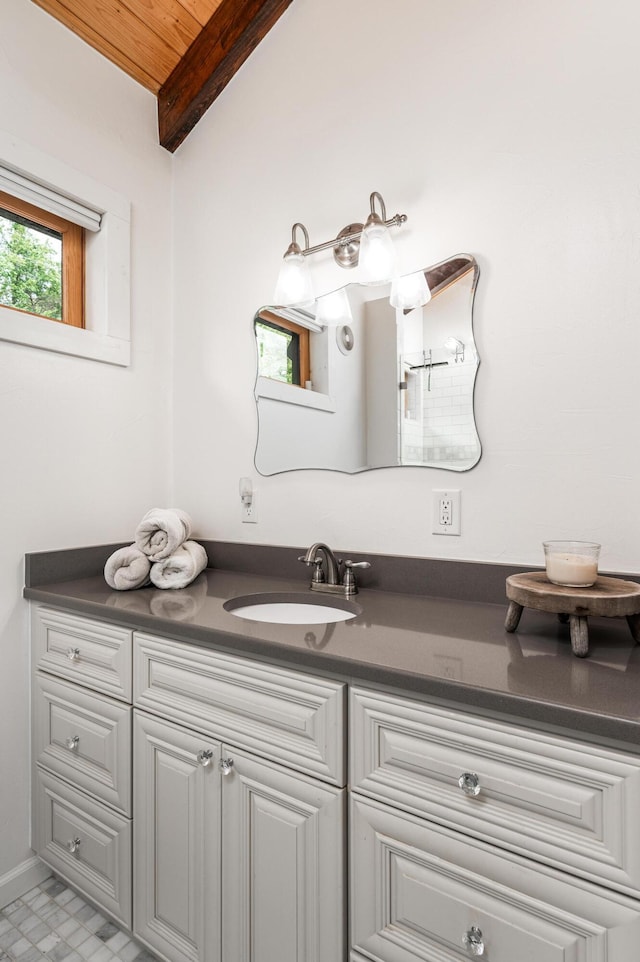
[342,560,371,594]
[298,555,325,583]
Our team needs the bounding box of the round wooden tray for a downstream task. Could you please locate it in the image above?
[505,572,640,657]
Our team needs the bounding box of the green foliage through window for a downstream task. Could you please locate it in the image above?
[0,208,63,320]
[256,319,300,384]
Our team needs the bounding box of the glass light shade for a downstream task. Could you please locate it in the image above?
[358,221,397,285]
[390,271,432,310]
[274,251,314,305]
[315,288,352,326]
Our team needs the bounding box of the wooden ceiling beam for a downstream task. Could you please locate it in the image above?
[158,0,294,152]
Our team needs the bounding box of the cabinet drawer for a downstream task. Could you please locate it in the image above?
[134,633,345,785]
[33,607,132,702]
[34,673,131,815]
[351,687,640,896]
[351,795,640,962]
[34,768,132,928]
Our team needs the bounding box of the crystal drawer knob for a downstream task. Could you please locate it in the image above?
[458,772,481,797]
[68,837,81,855]
[65,735,80,751]
[197,749,214,767]
[462,926,484,956]
[66,647,80,662]
[219,757,234,775]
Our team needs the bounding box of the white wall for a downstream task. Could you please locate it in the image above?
[172,0,640,574]
[0,1,173,881]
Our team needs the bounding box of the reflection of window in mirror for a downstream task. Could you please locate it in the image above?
[255,310,310,387]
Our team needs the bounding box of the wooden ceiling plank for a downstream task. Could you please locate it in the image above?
[32,0,180,88]
[58,0,181,71]
[177,0,224,28]
[158,0,294,152]
[116,0,202,57]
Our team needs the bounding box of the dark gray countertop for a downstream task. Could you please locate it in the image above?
[24,559,640,750]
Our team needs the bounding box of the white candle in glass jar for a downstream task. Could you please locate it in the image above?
[545,553,598,587]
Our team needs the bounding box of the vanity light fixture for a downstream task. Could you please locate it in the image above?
[445,337,465,363]
[390,269,432,310]
[358,192,400,285]
[274,191,407,305]
[274,223,314,306]
[315,288,353,325]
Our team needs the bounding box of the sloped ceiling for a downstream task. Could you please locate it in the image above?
[30,0,293,152]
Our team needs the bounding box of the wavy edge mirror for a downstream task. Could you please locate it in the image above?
[253,252,481,475]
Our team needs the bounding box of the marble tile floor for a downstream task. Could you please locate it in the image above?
[0,876,159,962]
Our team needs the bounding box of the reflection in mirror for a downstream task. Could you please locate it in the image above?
[254,253,481,475]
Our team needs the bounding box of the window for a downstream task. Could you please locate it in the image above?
[255,309,310,387]
[0,131,131,366]
[0,189,84,328]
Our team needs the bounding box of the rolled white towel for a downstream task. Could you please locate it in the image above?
[149,541,208,590]
[104,545,151,591]
[134,508,192,562]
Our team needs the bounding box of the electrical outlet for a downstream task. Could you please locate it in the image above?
[432,489,461,535]
[241,493,257,523]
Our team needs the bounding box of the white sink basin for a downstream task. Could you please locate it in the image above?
[223,592,361,625]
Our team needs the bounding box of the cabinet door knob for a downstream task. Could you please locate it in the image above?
[68,837,82,855]
[66,647,81,662]
[458,772,481,797]
[219,757,234,775]
[197,749,214,767]
[462,925,484,956]
[65,735,80,751]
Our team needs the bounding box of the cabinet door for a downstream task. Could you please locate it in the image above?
[221,745,345,962]
[133,711,221,962]
[351,795,640,962]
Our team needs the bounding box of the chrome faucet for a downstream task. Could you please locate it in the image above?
[301,543,341,584]
[299,542,371,596]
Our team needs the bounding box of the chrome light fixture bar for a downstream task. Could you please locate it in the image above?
[275,191,407,305]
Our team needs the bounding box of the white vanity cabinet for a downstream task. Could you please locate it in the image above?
[31,600,640,962]
[349,686,640,962]
[132,632,346,962]
[31,606,133,927]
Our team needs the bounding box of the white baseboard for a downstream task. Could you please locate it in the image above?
[0,856,50,909]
